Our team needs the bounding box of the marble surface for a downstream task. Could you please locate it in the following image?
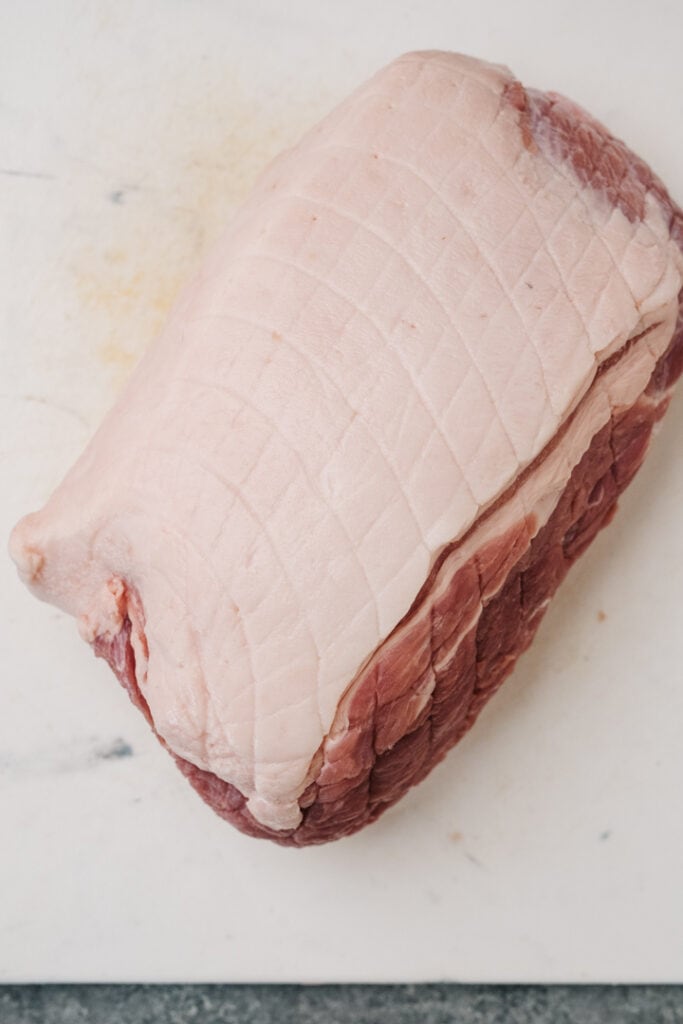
[1,986,683,1023]
[2,0,683,984]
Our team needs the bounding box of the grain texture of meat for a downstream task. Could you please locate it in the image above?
[10,52,683,844]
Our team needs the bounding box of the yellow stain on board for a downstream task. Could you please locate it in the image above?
[69,70,333,393]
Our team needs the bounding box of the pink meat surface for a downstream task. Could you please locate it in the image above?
[10,52,683,844]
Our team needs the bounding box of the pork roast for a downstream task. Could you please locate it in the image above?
[10,52,683,844]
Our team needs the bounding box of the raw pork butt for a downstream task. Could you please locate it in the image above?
[10,52,683,845]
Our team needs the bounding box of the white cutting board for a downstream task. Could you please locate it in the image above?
[1,0,683,983]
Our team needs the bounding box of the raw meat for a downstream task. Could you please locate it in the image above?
[9,52,683,845]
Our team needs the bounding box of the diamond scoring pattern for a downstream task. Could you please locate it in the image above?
[103,52,679,823]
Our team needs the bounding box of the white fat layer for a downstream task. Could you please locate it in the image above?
[10,52,683,831]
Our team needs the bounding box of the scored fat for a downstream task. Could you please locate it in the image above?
[10,52,683,845]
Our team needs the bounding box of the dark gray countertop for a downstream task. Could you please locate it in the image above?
[1,986,682,1023]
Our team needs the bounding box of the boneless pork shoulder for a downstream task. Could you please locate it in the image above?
[10,52,683,844]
